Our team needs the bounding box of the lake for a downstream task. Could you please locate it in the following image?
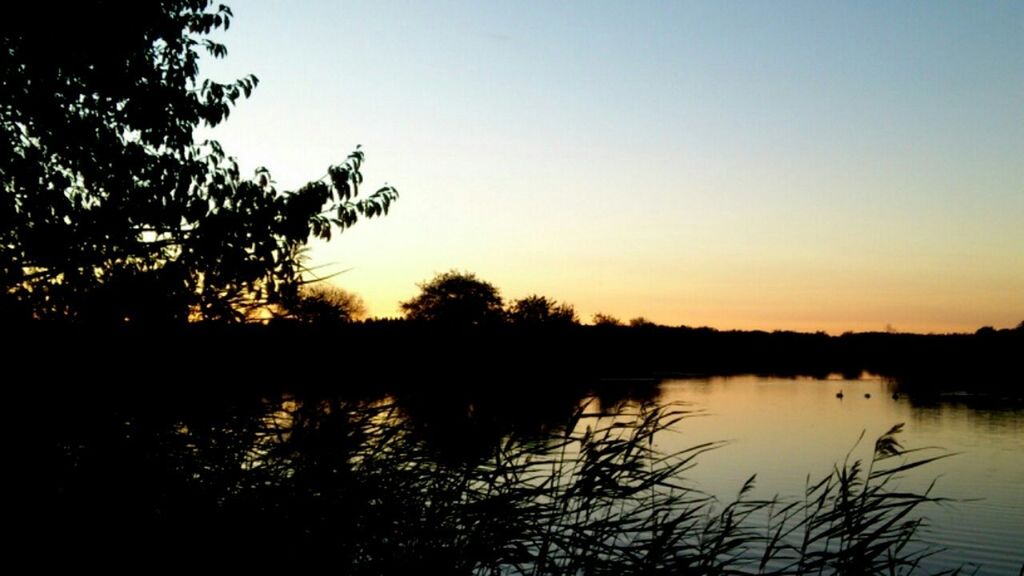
[649,375,1024,575]
[40,373,1023,573]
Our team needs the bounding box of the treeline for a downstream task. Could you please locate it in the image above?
[13,318,1020,395]
[278,270,1022,389]
[7,270,1020,391]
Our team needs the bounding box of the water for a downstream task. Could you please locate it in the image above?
[650,376,1024,575]
[41,375,1024,572]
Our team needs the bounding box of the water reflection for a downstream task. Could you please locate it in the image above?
[655,376,1024,576]
[36,376,1024,573]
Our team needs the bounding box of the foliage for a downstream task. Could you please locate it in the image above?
[401,270,504,327]
[628,316,657,328]
[0,1,396,323]
[47,386,960,573]
[592,312,624,327]
[280,284,367,324]
[506,294,578,327]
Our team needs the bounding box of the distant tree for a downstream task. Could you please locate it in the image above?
[506,295,578,327]
[401,271,504,327]
[592,313,623,327]
[281,284,366,324]
[629,317,657,328]
[1,1,397,323]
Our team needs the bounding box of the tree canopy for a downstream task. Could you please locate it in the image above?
[401,271,504,327]
[506,295,578,327]
[592,313,624,327]
[282,284,367,325]
[1,1,397,323]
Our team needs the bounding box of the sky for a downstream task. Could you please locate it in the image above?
[199,0,1023,333]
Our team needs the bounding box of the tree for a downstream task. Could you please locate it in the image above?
[280,284,367,324]
[628,316,657,328]
[592,313,623,327]
[401,271,504,327]
[1,1,397,323]
[506,295,578,327]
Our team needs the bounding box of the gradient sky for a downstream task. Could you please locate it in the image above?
[199,0,1023,333]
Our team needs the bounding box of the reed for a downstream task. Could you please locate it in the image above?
[47,391,960,574]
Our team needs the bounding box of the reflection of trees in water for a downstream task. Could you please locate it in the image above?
[41,384,956,573]
[889,375,1024,422]
[591,378,662,412]
[898,395,1024,435]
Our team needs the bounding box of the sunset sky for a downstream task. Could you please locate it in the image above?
[200,1,1023,333]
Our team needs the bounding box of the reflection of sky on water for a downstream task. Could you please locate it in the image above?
[651,376,1024,575]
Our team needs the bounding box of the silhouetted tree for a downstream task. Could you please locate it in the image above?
[506,295,577,327]
[401,271,504,327]
[1,1,396,323]
[628,316,657,328]
[592,313,623,327]
[281,284,367,324]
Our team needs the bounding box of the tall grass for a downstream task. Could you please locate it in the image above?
[47,391,960,573]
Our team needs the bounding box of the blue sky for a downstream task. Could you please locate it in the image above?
[200,0,1023,332]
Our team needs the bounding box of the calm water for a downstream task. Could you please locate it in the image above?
[44,375,1023,572]
[649,376,1024,575]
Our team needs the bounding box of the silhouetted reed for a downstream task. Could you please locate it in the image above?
[40,387,963,573]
